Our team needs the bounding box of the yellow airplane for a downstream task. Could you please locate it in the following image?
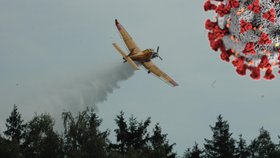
[113,19,178,87]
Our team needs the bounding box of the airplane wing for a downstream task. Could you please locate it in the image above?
[112,43,140,70]
[115,19,141,55]
[142,61,178,87]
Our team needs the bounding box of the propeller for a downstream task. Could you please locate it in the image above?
[155,46,163,60]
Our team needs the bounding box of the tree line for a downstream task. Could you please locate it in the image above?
[1,105,280,158]
[0,105,176,158]
[184,115,280,158]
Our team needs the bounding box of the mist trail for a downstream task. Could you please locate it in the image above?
[49,62,135,116]
[4,62,135,131]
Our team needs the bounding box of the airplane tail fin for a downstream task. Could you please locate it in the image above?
[112,43,140,70]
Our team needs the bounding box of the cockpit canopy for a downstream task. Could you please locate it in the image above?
[143,48,159,59]
[143,49,154,53]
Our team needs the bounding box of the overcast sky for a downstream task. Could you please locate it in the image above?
[1,0,280,155]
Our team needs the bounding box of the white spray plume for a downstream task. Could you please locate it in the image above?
[48,62,135,115]
[1,62,135,131]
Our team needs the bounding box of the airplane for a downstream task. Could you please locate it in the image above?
[113,19,178,87]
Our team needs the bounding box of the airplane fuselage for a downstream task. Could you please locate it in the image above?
[129,49,154,62]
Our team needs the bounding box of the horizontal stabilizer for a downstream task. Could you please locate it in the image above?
[112,43,140,70]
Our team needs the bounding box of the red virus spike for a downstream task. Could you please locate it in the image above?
[220,46,232,62]
[205,19,218,30]
[227,0,240,9]
[215,3,231,17]
[207,26,228,40]
[249,67,261,80]
[236,65,247,76]
[264,68,275,80]
[248,0,261,13]
[208,32,216,41]
[240,20,253,34]
[232,56,248,75]
[204,0,217,11]
[258,32,272,45]
[232,56,245,67]
[210,38,223,51]
[243,42,256,55]
[259,55,271,68]
[262,8,276,23]
[213,26,229,39]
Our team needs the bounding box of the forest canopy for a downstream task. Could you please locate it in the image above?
[1,105,280,158]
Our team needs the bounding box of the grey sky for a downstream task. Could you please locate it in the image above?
[1,0,280,155]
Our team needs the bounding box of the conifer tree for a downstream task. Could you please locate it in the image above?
[249,127,275,158]
[235,134,250,158]
[183,142,203,158]
[110,112,177,158]
[4,104,26,144]
[150,123,176,158]
[110,111,151,156]
[204,115,235,158]
[111,111,127,155]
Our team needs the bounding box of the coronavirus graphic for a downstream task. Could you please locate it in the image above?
[204,0,280,80]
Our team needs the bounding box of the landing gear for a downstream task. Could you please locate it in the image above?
[122,57,127,63]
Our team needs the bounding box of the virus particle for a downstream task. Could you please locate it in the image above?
[204,0,280,80]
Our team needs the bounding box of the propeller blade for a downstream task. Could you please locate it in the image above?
[155,46,162,60]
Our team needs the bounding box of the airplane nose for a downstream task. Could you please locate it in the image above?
[115,19,122,30]
[115,19,119,25]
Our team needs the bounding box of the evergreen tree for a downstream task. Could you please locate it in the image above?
[63,107,109,158]
[3,104,26,158]
[249,127,275,158]
[235,135,250,158]
[4,104,26,144]
[150,123,176,158]
[110,111,127,155]
[204,115,235,158]
[183,142,203,158]
[110,112,176,158]
[22,113,64,158]
[110,111,151,156]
